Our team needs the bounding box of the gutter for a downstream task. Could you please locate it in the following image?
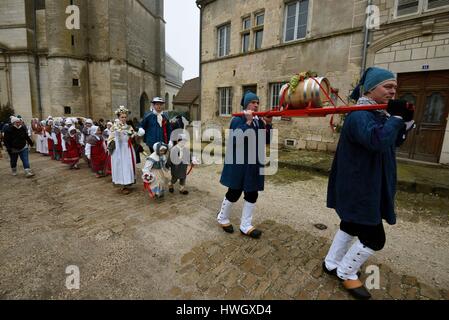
[196,2,202,121]
[32,1,43,119]
[361,0,373,75]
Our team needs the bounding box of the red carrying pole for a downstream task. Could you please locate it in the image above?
[232,104,388,118]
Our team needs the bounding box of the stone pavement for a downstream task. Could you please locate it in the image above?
[0,152,448,300]
[170,221,448,300]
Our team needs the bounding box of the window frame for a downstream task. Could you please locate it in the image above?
[218,87,233,117]
[269,82,288,108]
[424,0,449,11]
[241,32,250,53]
[394,0,449,18]
[283,0,310,43]
[255,12,265,26]
[217,23,231,58]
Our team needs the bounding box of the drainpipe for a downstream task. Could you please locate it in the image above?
[32,0,43,119]
[196,2,202,121]
[85,2,92,118]
[361,0,373,76]
[1,50,13,107]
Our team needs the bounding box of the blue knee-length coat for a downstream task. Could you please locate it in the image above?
[327,110,405,226]
[140,112,172,148]
[220,116,272,192]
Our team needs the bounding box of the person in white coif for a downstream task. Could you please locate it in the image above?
[140,97,172,153]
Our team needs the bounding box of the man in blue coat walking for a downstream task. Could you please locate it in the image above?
[323,67,415,299]
[217,91,273,239]
[140,97,172,153]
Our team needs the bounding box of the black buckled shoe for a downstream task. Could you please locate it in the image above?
[240,228,262,239]
[322,261,361,279]
[221,224,234,234]
[322,261,337,276]
[343,279,372,300]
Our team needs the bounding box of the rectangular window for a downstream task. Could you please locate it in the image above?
[270,82,287,108]
[427,0,449,10]
[219,87,232,116]
[396,0,420,16]
[284,0,309,42]
[243,17,251,30]
[35,0,45,10]
[242,33,250,53]
[72,79,79,86]
[71,35,75,46]
[217,24,231,57]
[255,13,265,26]
[255,30,263,50]
[64,106,72,115]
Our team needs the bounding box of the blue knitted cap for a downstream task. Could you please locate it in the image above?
[240,91,259,109]
[350,67,396,101]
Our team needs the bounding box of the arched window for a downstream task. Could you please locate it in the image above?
[165,93,170,110]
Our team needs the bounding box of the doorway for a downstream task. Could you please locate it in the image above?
[396,71,449,163]
[140,92,149,119]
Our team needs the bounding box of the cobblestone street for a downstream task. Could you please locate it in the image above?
[0,153,448,300]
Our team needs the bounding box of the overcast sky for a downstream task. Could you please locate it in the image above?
[165,0,200,82]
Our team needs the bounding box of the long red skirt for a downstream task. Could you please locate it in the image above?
[91,141,107,173]
[63,139,81,166]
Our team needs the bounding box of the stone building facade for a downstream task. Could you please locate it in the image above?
[197,0,449,164]
[0,0,165,123]
[165,53,184,111]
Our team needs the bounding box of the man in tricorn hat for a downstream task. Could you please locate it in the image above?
[140,97,172,153]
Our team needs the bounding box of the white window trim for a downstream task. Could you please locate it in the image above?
[394,0,422,18]
[217,24,231,58]
[283,0,311,43]
[219,87,232,117]
[393,0,449,19]
[242,16,251,30]
[255,12,265,26]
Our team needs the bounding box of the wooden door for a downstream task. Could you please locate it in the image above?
[397,71,449,163]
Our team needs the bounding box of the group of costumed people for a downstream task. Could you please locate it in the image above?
[2,66,416,300]
[7,97,196,197]
[216,67,415,300]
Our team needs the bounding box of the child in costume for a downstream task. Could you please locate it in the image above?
[62,126,82,169]
[142,142,169,199]
[167,134,199,195]
[85,126,107,178]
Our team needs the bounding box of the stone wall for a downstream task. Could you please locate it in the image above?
[200,0,365,152]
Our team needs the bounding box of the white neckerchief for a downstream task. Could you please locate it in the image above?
[153,109,163,127]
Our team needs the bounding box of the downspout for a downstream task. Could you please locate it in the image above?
[1,50,13,107]
[361,0,373,76]
[85,1,92,118]
[32,0,43,119]
[196,2,202,121]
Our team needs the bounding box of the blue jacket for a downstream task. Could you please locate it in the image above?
[327,111,405,226]
[140,112,172,148]
[220,116,272,192]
